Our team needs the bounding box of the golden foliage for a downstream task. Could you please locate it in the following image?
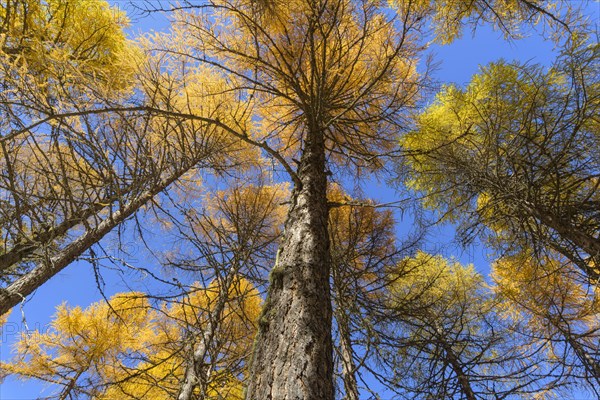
[389,0,572,44]
[201,183,289,241]
[384,252,545,398]
[400,43,599,269]
[162,0,422,173]
[328,183,396,289]
[1,0,136,89]
[492,252,600,337]
[3,278,262,398]
[390,251,486,314]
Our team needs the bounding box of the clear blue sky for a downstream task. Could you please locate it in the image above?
[1,1,598,399]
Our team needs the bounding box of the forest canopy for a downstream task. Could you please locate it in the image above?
[0,0,598,399]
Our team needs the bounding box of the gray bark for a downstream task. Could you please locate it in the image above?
[0,169,187,315]
[177,310,220,400]
[245,129,334,399]
[177,270,236,400]
[337,310,359,400]
[332,263,359,400]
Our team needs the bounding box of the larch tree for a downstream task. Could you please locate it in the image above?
[400,24,599,399]
[400,37,599,282]
[385,251,569,399]
[492,251,600,394]
[124,2,424,398]
[0,0,260,314]
[147,2,575,398]
[0,0,135,283]
[2,280,262,399]
[0,0,588,398]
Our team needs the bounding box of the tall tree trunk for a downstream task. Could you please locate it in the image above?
[177,302,222,400]
[245,129,334,399]
[178,268,237,400]
[332,261,359,400]
[337,309,360,400]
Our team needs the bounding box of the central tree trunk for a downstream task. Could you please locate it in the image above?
[245,128,334,399]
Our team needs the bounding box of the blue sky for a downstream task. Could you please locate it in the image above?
[1,1,598,399]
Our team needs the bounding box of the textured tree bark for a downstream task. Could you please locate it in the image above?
[245,129,334,399]
[337,310,360,400]
[177,310,219,400]
[178,269,236,400]
[332,262,359,400]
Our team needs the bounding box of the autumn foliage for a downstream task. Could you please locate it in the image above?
[1,0,598,398]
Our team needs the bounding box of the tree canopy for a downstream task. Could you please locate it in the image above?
[402,38,599,281]
[3,279,261,399]
[1,0,598,399]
